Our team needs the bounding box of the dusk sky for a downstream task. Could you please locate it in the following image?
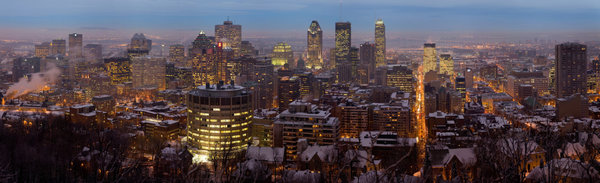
[2,0,600,40]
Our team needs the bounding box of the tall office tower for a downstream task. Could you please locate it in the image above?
[190,31,213,53]
[556,43,587,98]
[84,44,102,62]
[131,56,166,90]
[271,42,293,68]
[336,47,356,83]
[375,19,386,68]
[455,76,466,100]
[215,20,242,57]
[465,68,474,88]
[189,31,231,86]
[50,39,67,55]
[186,83,252,162]
[252,58,274,109]
[273,100,339,161]
[68,33,83,58]
[349,47,360,82]
[439,54,454,76]
[386,65,414,93]
[12,57,41,82]
[104,57,131,85]
[307,20,323,69]
[278,76,300,112]
[169,44,185,65]
[335,22,351,76]
[423,43,437,74]
[360,42,376,82]
[127,33,152,58]
[34,42,51,57]
[240,41,257,57]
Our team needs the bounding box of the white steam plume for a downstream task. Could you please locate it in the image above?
[6,62,61,99]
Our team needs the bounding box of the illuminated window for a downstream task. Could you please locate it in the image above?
[213,108,221,111]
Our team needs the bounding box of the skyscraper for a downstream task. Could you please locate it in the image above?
[104,57,131,85]
[186,83,252,162]
[271,42,293,67]
[423,43,437,74]
[252,58,274,109]
[50,39,66,55]
[439,54,454,76]
[455,76,466,101]
[215,20,242,57]
[555,43,587,98]
[465,68,474,88]
[169,44,185,65]
[360,42,376,83]
[189,31,232,86]
[335,22,351,65]
[375,19,386,68]
[278,76,300,111]
[386,65,414,93]
[127,33,152,58]
[307,20,323,69]
[68,33,83,58]
[131,56,166,90]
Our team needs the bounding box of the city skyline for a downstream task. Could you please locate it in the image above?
[2,0,600,42]
[3,1,600,182]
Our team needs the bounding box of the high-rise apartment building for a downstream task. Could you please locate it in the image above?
[555,43,587,98]
[307,20,323,69]
[186,83,252,162]
[273,100,339,161]
[337,101,369,138]
[423,43,437,74]
[375,19,386,68]
[69,33,83,58]
[215,20,242,57]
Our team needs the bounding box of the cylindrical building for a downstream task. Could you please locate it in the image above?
[186,82,252,163]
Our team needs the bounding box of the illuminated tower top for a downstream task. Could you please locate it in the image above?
[307,20,323,69]
[375,18,386,68]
